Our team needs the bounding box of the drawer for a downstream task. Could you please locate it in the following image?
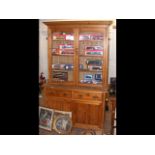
[43,98,72,112]
[72,91,102,101]
[46,88,72,98]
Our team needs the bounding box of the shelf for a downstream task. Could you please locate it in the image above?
[52,69,73,72]
[79,69,102,72]
[53,40,74,41]
[52,54,74,56]
[78,82,103,87]
[79,40,103,42]
[79,54,103,57]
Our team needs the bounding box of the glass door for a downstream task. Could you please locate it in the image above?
[78,29,104,87]
[51,30,75,85]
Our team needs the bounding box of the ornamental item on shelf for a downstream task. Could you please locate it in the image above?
[52,48,59,55]
[86,59,102,70]
[53,35,65,40]
[94,74,102,82]
[79,64,84,70]
[65,34,74,40]
[85,46,103,56]
[85,50,103,56]
[59,44,74,55]
[85,46,103,50]
[80,74,93,84]
[59,49,74,55]
[79,33,103,41]
[79,34,90,40]
[90,34,103,40]
[53,32,74,41]
[80,73,102,84]
[52,64,74,70]
[52,71,68,81]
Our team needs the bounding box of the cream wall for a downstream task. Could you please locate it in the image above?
[108,27,116,82]
[39,20,116,83]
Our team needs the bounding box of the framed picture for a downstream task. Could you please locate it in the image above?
[39,106,54,131]
[52,110,72,134]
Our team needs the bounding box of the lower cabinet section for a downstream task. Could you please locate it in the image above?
[43,86,106,129]
[73,102,103,129]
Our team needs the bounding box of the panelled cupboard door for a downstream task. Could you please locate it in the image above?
[62,100,72,112]
[74,102,103,127]
[49,28,76,86]
[77,28,107,88]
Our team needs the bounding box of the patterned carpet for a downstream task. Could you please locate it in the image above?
[39,128,103,135]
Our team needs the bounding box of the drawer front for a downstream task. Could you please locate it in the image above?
[46,88,72,98]
[72,91,102,101]
[44,99,61,110]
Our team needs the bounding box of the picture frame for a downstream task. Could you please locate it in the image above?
[39,106,54,131]
[52,110,72,134]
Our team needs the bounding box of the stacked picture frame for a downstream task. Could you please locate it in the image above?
[39,106,72,134]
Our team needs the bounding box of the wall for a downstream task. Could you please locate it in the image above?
[39,20,116,83]
[108,27,116,82]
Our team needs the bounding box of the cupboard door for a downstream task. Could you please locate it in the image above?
[75,102,103,127]
[75,103,90,124]
[49,28,76,85]
[45,99,62,111]
[77,28,106,88]
[62,100,71,112]
[89,103,103,128]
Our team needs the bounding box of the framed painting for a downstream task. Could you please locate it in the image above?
[39,106,54,131]
[52,110,72,134]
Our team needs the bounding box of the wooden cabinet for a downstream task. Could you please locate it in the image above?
[42,21,112,130]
